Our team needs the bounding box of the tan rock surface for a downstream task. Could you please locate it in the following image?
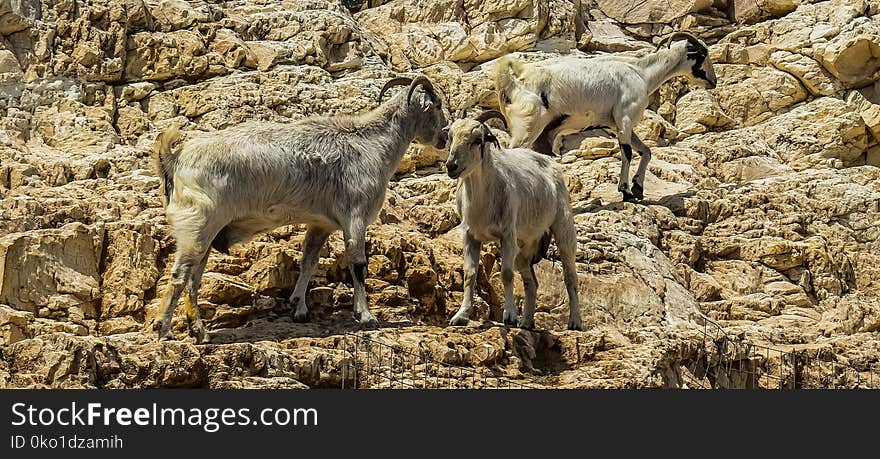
[593,0,713,25]
[0,0,878,389]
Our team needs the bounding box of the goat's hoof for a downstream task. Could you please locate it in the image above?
[153,319,173,341]
[188,321,208,344]
[449,315,470,326]
[622,190,638,203]
[359,316,379,330]
[518,319,535,330]
[568,319,583,331]
[502,310,519,327]
[292,308,310,323]
[191,331,209,344]
[631,183,644,201]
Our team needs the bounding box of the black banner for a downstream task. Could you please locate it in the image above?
[1,390,875,457]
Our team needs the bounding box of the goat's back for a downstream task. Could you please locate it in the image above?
[542,57,640,115]
[166,119,392,224]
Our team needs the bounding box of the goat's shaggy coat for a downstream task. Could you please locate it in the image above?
[445,115,582,330]
[495,33,717,202]
[151,78,448,342]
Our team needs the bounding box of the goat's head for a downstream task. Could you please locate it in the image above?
[445,110,506,179]
[379,76,449,149]
[659,32,717,90]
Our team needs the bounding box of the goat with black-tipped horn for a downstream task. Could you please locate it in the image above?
[494,31,717,202]
[150,76,449,342]
[445,110,582,331]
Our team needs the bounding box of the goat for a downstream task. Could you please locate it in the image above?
[150,76,448,342]
[494,32,717,202]
[445,110,582,330]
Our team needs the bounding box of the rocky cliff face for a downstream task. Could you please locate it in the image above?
[0,0,878,389]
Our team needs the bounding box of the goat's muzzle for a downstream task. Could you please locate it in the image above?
[446,160,460,179]
[705,78,717,90]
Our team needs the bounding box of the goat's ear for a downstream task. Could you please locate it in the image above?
[481,124,497,145]
[685,41,705,58]
[417,91,434,112]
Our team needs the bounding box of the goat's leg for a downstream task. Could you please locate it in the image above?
[630,134,652,201]
[155,250,200,340]
[615,115,637,202]
[291,226,332,323]
[533,114,574,156]
[499,229,520,327]
[343,217,378,329]
[552,218,582,331]
[518,264,538,330]
[450,232,481,326]
[184,250,210,344]
[155,207,220,341]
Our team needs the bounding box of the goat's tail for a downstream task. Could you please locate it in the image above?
[151,125,181,205]
[494,55,525,104]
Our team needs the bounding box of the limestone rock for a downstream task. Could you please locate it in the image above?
[682,97,867,170]
[846,90,880,141]
[728,0,801,24]
[594,0,713,25]
[769,50,845,97]
[813,18,880,88]
[0,0,878,389]
[0,304,33,345]
[0,223,103,319]
[582,20,652,53]
[711,64,808,126]
[100,223,160,320]
[356,0,556,71]
[675,89,735,134]
[125,30,213,82]
[0,0,40,35]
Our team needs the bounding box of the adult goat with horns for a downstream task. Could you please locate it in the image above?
[494,32,717,202]
[150,76,448,342]
[445,109,582,330]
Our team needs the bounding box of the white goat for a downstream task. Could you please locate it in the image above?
[445,110,582,330]
[151,77,448,342]
[495,32,717,202]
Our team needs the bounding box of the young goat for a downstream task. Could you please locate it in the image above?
[495,32,717,202]
[445,110,582,330]
[151,76,448,342]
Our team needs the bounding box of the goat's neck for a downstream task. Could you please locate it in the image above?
[365,98,419,176]
[637,47,686,95]
[460,149,495,202]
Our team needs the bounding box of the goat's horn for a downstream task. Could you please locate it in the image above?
[674,32,707,49]
[475,110,507,129]
[407,75,435,103]
[378,77,413,103]
[656,31,707,52]
[456,109,467,119]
